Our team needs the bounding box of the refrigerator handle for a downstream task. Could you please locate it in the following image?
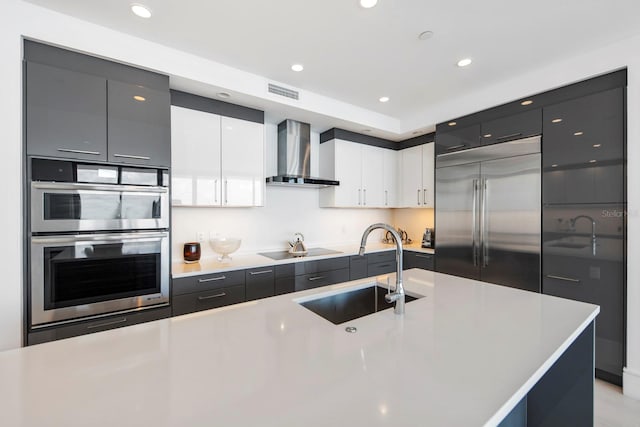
[472,179,479,266]
[481,178,489,267]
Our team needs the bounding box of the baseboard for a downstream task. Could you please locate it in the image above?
[623,367,640,400]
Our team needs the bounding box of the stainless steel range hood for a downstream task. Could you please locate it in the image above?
[266,119,339,188]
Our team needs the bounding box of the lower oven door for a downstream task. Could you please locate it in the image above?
[30,231,169,327]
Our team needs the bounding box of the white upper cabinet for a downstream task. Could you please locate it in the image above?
[382,149,399,207]
[319,139,394,208]
[171,106,264,207]
[399,142,434,208]
[221,116,264,207]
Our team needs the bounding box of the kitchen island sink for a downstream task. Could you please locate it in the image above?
[299,284,420,324]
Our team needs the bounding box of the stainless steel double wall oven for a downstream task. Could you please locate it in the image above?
[28,158,170,329]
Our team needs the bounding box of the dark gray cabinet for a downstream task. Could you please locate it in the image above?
[26,62,108,161]
[24,41,171,167]
[172,270,246,317]
[350,255,368,280]
[245,267,275,301]
[542,88,624,204]
[403,251,434,271]
[275,264,295,295]
[367,251,397,276]
[27,306,171,345]
[107,80,171,167]
[172,270,245,296]
[480,109,541,145]
[294,268,350,292]
[435,124,480,155]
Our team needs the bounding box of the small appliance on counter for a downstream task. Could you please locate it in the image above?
[422,228,435,248]
[383,228,412,244]
[288,232,308,256]
[183,242,201,263]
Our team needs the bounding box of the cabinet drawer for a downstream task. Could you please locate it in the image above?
[172,284,246,316]
[404,252,434,271]
[480,109,541,145]
[275,263,295,278]
[245,267,275,301]
[27,306,171,345]
[172,269,245,296]
[367,260,397,277]
[294,256,349,275]
[350,255,368,280]
[367,250,395,264]
[294,268,350,292]
[275,276,295,295]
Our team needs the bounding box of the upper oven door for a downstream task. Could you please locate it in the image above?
[30,231,169,326]
[31,182,169,233]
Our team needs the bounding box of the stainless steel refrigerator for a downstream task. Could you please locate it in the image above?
[435,136,541,292]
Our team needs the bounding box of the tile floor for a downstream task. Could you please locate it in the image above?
[595,379,640,427]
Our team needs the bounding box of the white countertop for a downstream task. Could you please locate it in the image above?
[0,270,597,427]
[173,242,435,278]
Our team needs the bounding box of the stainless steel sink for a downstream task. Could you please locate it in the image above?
[299,285,421,325]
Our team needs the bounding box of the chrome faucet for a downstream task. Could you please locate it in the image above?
[359,223,405,315]
[570,215,597,256]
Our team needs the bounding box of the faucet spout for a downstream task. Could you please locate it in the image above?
[359,223,405,315]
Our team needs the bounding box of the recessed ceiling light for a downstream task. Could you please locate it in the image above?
[483,134,492,138]
[291,64,304,72]
[574,131,584,136]
[593,144,602,148]
[131,3,152,18]
[360,0,378,8]
[379,96,390,103]
[217,92,231,99]
[448,121,457,127]
[589,159,597,163]
[133,95,146,102]
[551,164,558,168]
[521,100,533,106]
[457,58,472,67]
[551,118,563,123]
[418,31,434,41]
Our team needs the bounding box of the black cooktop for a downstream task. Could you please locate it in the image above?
[258,247,342,261]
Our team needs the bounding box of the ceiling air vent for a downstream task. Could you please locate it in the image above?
[268,83,299,100]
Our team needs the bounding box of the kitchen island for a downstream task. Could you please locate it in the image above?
[0,269,598,426]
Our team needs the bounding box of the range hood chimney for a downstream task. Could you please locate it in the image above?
[266,119,339,188]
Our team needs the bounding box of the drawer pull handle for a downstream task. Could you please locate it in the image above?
[113,153,151,160]
[415,254,432,259]
[249,270,273,276]
[308,276,326,281]
[376,264,391,268]
[57,148,101,156]
[546,274,580,283]
[86,318,127,329]
[198,292,227,300]
[446,144,466,151]
[198,276,226,283]
[495,132,523,141]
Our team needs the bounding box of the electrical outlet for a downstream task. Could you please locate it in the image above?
[196,232,205,242]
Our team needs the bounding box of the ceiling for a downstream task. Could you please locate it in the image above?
[24,0,640,130]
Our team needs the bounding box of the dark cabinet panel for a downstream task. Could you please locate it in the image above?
[367,260,397,277]
[350,255,367,280]
[107,80,171,167]
[27,306,170,345]
[172,284,246,316]
[26,62,107,161]
[403,252,434,271]
[542,203,625,381]
[275,276,295,295]
[366,251,395,264]
[294,268,350,292]
[480,109,541,145]
[435,124,480,155]
[542,88,624,204]
[294,256,350,276]
[172,270,245,296]
[245,267,275,301]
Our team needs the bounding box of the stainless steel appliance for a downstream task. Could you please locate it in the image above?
[29,158,170,327]
[266,119,339,187]
[422,228,435,249]
[435,136,541,292]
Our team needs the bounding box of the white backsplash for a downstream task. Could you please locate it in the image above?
[171,185,393,260]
